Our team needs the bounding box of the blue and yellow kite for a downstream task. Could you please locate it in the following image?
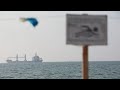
[20,18,39,27]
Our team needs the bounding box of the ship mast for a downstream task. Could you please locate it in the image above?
[16,54,18,61]
[35,53,37,56]
[24,54,27,61]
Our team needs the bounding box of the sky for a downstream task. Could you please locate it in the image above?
[0,11,120,63]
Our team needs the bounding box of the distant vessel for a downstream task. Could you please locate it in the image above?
[6,53,43,63]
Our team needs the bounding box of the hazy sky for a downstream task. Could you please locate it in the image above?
[0,11,120,63]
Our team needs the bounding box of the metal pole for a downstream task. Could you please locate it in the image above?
[83,45,89,79]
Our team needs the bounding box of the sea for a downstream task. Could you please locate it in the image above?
[0,61,120,79]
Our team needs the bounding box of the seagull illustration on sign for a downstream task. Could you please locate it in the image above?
[75,25,99,38]
[20,18,39,27]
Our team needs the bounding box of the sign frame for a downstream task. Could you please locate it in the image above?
[66,14,108,46]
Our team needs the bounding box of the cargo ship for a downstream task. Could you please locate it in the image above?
[6,53,43,63]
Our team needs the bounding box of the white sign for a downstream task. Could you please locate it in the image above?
[66,14,108,45]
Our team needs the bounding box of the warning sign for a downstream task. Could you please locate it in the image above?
[66,14,108,45]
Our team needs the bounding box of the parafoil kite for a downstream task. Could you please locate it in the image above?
[20,18,39,27]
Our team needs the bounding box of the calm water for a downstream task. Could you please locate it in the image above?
[0,61,120,79]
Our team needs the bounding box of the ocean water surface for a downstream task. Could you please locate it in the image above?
[0,61,120,79]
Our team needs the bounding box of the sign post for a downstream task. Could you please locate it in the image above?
[83,45,88,79]
[66,14,107,79]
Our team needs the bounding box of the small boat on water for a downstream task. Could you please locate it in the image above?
[6,53,43,63]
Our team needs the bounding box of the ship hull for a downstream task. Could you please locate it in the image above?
[7,61,43,63]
